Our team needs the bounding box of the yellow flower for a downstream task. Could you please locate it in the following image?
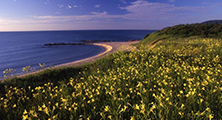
[104,106,109,112]
[181,104,185,108]
[22,115,29,120]
[13,104,16,108]
[206,107,211,112]
[38,106,42,111]
[130,116,135,120]
[200,99,204,103]
[44,107,49,115]
[120,105,128,113]
[61,98,67,103]
[209,114,213,120]
[23,109,28,115]
[53,114,58,119]
[42,104,46,108]
[135,104,140,110]
[140,104,145,114]
[178,111,184,116]
[150,104,156,112]
[55,103,59,107]
[39,63,45,68]
[33,113,38,117]
[108,115,112,119]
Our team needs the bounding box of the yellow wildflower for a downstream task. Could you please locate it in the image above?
[206,107,211,112]
[135,104,140,110]
[104,106,109,112]
[13,104,16,108]
[209,114,213,120]
[108,115,112,119]
[23,109,28,115]
[130,116,135,120]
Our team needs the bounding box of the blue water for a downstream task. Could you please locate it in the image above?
[0,30,154,79]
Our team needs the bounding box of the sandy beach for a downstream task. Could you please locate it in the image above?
[56,41,139,67]
[13,41,139,79]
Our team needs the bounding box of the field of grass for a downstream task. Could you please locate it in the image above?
[0,37,222,119]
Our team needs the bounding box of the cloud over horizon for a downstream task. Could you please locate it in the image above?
[33,1,207,23]
[0,0,222,31]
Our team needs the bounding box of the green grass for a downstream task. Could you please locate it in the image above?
[1,67,82,89]
[0,37,222,119]
[136,31,168,46]
[136,23,222,47]
[1,53,117,89]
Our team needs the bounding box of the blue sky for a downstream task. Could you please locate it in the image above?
[0,0,222,31]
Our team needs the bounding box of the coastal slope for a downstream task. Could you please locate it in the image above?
[1,24,222,119]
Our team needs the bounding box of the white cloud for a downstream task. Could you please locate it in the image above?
[120,0,126,4]
[0,0,216,31]
[95,4,101,8]
[29,1,206,24]
[73,5,78,8]
[91,11,107,15]
[35,11,113,21]
[0,19,19,24]
[3,1,207,23]
[119,0,205,20]
[67,5,72,9]
[58,4,64,8]
[44,0,50,5]
[120,0,175,20]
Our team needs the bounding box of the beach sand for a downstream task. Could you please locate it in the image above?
[56,41,139,67]
[14,41,139,79]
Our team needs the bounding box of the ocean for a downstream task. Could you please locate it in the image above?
[0,30,155,79]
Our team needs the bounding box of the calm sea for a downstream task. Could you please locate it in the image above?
[0,30,154,79]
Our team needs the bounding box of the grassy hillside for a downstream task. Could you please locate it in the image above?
[137,23,222,46]
[0,24,222,119]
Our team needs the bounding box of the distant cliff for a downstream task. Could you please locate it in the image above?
[201,20,222,24]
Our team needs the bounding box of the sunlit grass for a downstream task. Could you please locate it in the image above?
[0,38,222,119]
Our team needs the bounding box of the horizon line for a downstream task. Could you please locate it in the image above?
[0,29,158,32]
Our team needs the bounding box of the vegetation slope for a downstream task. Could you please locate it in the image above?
[0,23,222,119]
[137,23,222,46]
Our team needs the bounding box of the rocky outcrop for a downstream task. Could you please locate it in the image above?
[44,43,91,46]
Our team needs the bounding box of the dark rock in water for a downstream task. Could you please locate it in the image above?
[128,39,140,42]
[44,40,115,47]
[44,42,91,46]
[81,40,113,43]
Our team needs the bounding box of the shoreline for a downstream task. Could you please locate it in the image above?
[54,42,113,67]
[2,41,139,81]
[56,40,139,67]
